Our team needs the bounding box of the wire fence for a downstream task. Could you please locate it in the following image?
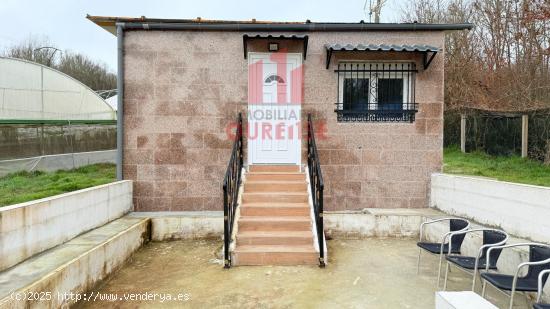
[0,123,116,161]
[445,109,550,164]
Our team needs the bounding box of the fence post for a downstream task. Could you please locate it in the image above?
[521,114,528,158]
[460,114,466,153]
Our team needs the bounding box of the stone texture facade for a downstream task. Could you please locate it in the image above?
[123,30,445,211]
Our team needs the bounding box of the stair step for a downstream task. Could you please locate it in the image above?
[246,172,305,181]
[241,203,310,216]
[238,216,311,231]
[243,192,308,203]
[233,245,318,266]
[237,231,313,245]
[249,165,300,173]
[245,180,307,192]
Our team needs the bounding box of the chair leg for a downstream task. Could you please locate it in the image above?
[417,249,422,275]
[481,280,487,297]
[437,253,444,287]
[471,269,477,291]
[443,262,450,291]
[509,291,515,309]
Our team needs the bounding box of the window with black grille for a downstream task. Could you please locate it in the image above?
[335,62,418,122]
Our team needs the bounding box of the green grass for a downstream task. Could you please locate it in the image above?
[443,147,550,187]
[0,163,116,207]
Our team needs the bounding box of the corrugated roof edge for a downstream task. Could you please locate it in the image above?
[86,15,474,36]
[325,43,442,52]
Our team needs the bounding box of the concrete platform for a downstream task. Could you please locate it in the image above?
[77,239,516,308]
[0,216,150,308]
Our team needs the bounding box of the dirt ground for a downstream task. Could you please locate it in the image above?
[76,238,520,308]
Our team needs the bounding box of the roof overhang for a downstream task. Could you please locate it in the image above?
[324,43,442,70]
[243,34,308,59]
[86,15,474,36]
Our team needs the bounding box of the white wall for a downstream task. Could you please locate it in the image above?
[0,180,132,271]
[430,173,550,244]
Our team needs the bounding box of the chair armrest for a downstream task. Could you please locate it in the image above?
[485,243,550,273]
[438,224,471,255]
[471,231,508,290]
[419,217,463,242]
[512,258,550,296]
[537,269,550,303]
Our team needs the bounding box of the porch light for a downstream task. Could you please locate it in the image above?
[268,42,279,52]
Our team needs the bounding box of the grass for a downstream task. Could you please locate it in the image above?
[443,146,550,187]
[0,163,116,207]
[1,149,548,207]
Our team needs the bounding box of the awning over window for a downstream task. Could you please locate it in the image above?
[243,34,308,59]
[325,43,441,70]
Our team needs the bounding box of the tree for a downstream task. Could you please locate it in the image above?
[57,53,116,91]
[401,0,550,112]
[3,36,116,91]
[365,0,387,23]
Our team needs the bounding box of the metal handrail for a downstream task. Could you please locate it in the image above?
[307,114,325,267]
[223,113,243,268]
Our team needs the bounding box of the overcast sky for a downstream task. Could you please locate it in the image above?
[0,0,406,72]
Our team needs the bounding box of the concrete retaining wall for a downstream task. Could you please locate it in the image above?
[0,217,149,309]
[324,208,441,238]
[430,173,550,243]
[0,180,132,271]
[129,211,223,241]
[0,150,116,177]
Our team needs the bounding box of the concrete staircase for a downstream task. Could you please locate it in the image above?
[232,165,319,266]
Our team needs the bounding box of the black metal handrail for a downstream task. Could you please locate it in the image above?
[307,114,326,267]
[223,113,243,268]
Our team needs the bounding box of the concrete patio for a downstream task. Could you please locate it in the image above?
[78,239,516,308]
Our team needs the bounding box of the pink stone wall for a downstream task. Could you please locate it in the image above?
[123,30,445,211]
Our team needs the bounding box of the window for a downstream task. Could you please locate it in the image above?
[335,62,418,122]
[343,78,370,111]
[265,74,285,84]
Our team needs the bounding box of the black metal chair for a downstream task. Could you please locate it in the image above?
[442,228,508,291]
[416,217,470,287]
[533,269,550,309]
[480,243,550,309]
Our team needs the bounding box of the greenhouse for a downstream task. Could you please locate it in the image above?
[0,57,116,176]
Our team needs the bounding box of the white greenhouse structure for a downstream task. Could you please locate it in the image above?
[0,57,117,176]
[0,57,115,121]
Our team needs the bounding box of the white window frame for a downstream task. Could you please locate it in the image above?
[337,62,413,110]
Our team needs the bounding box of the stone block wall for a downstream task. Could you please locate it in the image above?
[123,30,445,211]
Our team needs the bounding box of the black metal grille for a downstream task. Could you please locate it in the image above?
[335,62,418,122]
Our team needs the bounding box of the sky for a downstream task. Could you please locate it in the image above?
[0,0,406,72]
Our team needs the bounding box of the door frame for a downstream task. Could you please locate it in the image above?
[247,52,303,166]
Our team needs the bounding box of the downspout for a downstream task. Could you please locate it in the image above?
[116,23,124,180]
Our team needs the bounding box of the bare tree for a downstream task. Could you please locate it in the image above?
[401,0,550,112]
[3,36,116,91]
[365,0,387,23]
[4,36,61,67]
[57,52,116,91]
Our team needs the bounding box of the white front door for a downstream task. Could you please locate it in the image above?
[247,52,302,165]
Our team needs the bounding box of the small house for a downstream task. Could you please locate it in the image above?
[89,16,471,266]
